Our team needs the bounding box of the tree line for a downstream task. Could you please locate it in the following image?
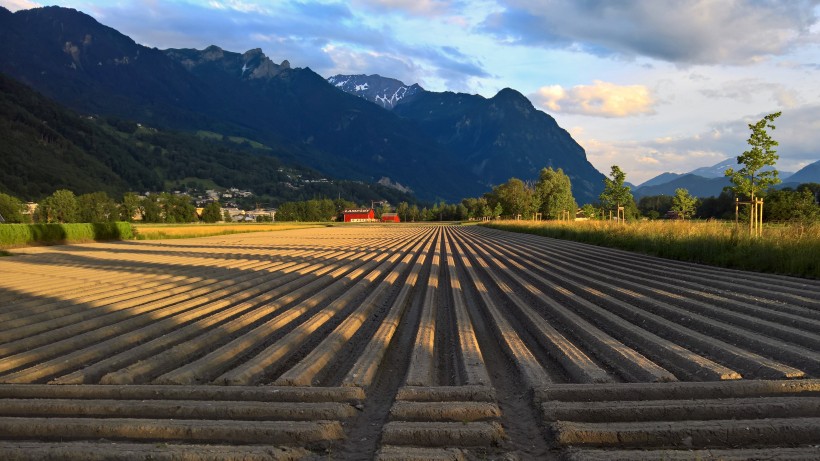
[0,190,223,224]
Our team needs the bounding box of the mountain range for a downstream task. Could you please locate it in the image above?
[632,158,817,198]
[0,5,606,204]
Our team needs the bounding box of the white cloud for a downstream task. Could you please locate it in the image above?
[531,80,656,118]
[484,0,820,65]
[352,0,457,17]
[0,0,40,11]
[700,79,802,108]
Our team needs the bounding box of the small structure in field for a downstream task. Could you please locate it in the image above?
[381,212,400,223]
[343,208,376,223]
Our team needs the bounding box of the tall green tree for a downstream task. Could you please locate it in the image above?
[78,192,118,222]
[409,204,420,222]
[201,201,223,223]
[396,201,410,222]
[670,188,698,219]
[765,188,819,223]
[725,111,782,202]
[120,192,141,222]
[140,194,163,223]
[534,167,577,219]
[599,165,635,219]
[0,193,27,223]
[486,178,536,219]
[38,189,79,223]
[161,193,197,223]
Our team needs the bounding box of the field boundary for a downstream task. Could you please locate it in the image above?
[482,220,820,279]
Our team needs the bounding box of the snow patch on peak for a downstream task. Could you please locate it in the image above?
[327,74,424,110]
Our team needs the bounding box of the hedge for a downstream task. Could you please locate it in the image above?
[0,222,135,247]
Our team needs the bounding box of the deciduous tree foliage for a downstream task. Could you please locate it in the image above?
[77,192,118,223]
[599,165,638,219]
[535,167,578,219]
[671,188,698,219]
[120,192,142,222]
[38,189,79,223]
[638,195,674,219]
[0,193,27,223]
[201,201,223,223]
[765,187,819,223]
[485,178,536,219]
[725,111,782,201]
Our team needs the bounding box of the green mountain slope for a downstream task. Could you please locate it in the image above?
[0,73,414,205]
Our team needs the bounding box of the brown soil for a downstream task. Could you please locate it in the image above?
[0,225,818,458]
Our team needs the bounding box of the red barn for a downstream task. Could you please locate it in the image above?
[343,208,376,223]
[381,212,400,223]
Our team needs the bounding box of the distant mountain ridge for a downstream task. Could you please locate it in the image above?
[634,158,814,198]
[781,160,820,187]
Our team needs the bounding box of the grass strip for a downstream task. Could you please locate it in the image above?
[483,220,820,279]
[0,222,134,247]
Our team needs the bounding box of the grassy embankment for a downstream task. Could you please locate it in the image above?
[133,222,328,240]
[0,222,135,248]
[484,219,820,279]
[0,222,328,247]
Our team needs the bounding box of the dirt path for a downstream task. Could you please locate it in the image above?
[0,224,818,459]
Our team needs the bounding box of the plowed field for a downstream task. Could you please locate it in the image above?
[0,224,818,459]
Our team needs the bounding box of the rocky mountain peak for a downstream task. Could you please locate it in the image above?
[328,74,425,109]
[202,45,225,61]
[164,46,289,79]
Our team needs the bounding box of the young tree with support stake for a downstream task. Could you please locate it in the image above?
[599,165,634,221]
[725,111,782,236]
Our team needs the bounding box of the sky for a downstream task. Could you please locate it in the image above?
[3,0,820,185]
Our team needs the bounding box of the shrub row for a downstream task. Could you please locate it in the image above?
[0,222,135,247]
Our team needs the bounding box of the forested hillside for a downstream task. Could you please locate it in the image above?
[0,73,414,205]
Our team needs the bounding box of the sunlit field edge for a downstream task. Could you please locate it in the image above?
[483,219,820,279]
[132,222,328,239]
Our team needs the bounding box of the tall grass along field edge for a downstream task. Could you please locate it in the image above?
[0,222,134,248]
[482,220,820,279]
